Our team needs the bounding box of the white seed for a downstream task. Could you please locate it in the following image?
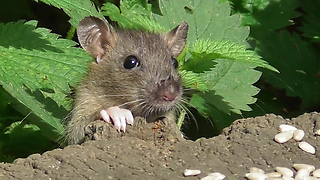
[293,129,305,141]
[279,124,297,132]
[282,176,294,180]
[201,172,225,180]
[298,141,316,154]
[245,172,267,180]
[293,164,315,172]
[295,169,310,180]
[250,167,265,174]
[312,169,320,178]
[184,169,201,176]
[266,172,282,178]
[265,178,283,180]
[304,177,319,180]
[201,175,216,180]
[274,130,294,143]
[276,167,294,177]
[315,129,320,135]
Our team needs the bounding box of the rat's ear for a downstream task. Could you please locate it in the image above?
[164,21,189,57]
[77,16,117,63]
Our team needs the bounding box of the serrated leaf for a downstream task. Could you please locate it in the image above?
[256,30,320,108]
[0,20,91,110]
[230,0,300,37]
[152,0,249,45]
[188,92,236,131]
[201,59,261,114]
[1,121,55,160]
[299,0,320,42]
[0,20,92,140]
[180,70,208,92]
[186,39,277,72]
[121,0,150,14]
[102,1,165,32]
[33,0,104,27]
[0,83,65,141]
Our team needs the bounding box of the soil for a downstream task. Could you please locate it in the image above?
[0,112,319,180]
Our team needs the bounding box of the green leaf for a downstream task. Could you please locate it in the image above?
[0,20,91,110]
[0,20,92,140]
[152,0,250,45]
[188,93,236,132]
[299,0,320,42]
[0,121,55,162]
[0,83,65,141]
[256,31,320,108]
[186,39,277,72]
[33,0,104,27]
[183,39,263,116]
[180,70,209,92]
[201,59,261,114]
[230,0,300,37]
[102,1,165,32]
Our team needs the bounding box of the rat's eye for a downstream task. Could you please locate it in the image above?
[124,55,140,69]
[171,57,178,69]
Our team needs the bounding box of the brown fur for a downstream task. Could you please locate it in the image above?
[64,17,188,145]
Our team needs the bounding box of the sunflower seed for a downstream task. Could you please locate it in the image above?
[201,172,225,180]
[250,167,265,174]
[245,172,267,180]
[312,169,320,178]
[184,169,201,176]
[279,124,297,132]
[274,130,294,143]
[293,129,305,141]
[276,167,293,177]
[293,164,315,172]
[298,141,316,154]
[266,172,281,178]
[295,169,310,180]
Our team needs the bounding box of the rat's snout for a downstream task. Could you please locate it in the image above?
[157,76,180,102]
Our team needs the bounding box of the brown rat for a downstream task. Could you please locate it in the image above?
[64,16,188,145]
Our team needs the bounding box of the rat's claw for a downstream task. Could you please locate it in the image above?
[112,116,122,131]
[120,116,126,132]
[121,109,134,125]
[104,106,134,132]
[100,110,110,123]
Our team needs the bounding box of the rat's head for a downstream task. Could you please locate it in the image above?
[77,16,188,119]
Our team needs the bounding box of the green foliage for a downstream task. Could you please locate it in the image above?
[102,0,165,32]
[0,20,92,143]
[1,0,318,161]
[232,0,300,36]
[228,0,320,111]
[34,0,104,28]
[299,0,320,42]
[256,31,320,108]
[152,0,249,45]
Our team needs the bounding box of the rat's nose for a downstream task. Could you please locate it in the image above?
[158,76,180,102]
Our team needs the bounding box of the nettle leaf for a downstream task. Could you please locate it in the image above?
[1,121,55,160]
[300,0,320,42]
[33,0,103,27]
[102,0,165,32]
[230,0,300,37]
[186,39,277,72]
[201,59,261,114]
[186,39,263,115]
[152,0,249,45]
[180,70,208,92]
[0,20,92,139]
[256,30,320,108]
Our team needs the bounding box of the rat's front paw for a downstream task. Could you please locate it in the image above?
[100,107,134,132]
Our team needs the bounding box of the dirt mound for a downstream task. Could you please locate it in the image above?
[0,113,319,180]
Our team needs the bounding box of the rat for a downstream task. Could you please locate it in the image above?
[64,16,188,145]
